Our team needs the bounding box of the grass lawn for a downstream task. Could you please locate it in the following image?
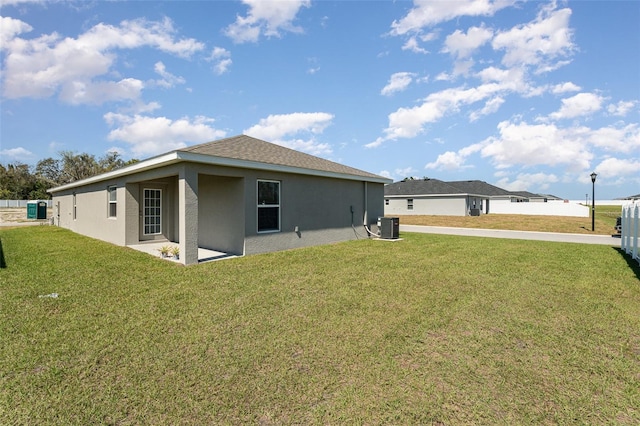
[1,226,639,424]
[398,205,623,235]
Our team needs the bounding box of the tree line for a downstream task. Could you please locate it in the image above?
[0,151,138,200]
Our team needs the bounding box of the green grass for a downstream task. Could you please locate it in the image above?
[1,227,639,424]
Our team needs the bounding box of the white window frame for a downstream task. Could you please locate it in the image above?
[73,193,77,220]
[143,188,162,235]
[407,198,414,210]
[108,185,117,218]
[257,179,280,233]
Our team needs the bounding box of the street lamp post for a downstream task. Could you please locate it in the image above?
[590,172,597,231]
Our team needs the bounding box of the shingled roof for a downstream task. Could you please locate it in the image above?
[50,134,389,193]
[179,135,384,180]
[384,179,470,196]
[446,180,514,197]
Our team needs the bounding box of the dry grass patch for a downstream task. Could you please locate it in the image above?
[398,205,622,235]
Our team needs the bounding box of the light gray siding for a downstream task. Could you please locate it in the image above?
[385,196,467,216]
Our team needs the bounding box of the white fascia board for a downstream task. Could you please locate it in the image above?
[176,152,392,184]
[48,152,180,193]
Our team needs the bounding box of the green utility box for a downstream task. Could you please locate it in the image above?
[27,201,47,220]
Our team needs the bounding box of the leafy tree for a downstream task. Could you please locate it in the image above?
[59,151,100,183]
[0,163,39,199]
[98,151,126,172]
[34,157,62,186]
[1,150,138,200]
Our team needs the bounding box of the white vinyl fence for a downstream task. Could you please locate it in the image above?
[621,201,640,265]
[0,200,53,208]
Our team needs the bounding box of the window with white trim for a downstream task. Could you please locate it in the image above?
[73,193,77,220]
[257,180,280,232]
[407,198,413,210]
[108,185,117,217]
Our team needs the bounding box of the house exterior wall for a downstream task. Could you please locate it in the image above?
[52,161,385,262]
[52,166,182,248]
[385,196,467,216]
[239,170,384,256]
[198,175,245,255]
[53,180,129,246]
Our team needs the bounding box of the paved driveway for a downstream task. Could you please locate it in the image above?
[400,225,621,247]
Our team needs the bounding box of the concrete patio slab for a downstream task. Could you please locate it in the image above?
[127,241,238,263]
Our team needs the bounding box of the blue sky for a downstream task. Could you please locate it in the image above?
[1,0,638,200]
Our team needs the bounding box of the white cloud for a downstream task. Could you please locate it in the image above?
[381,72,416,96]
[595,157,640,178]
[0,16,32,49]
[378,170,393,179]
[153,61,185,88]
[425,142,484,171]
[425,151,470,171]
[587,123,640,154]
[495,172,559,191]
[492,4,574,73]
[551,82,581,94]
[549,92,603,120]
[469,96,505,121]
[442,25,493,59]
[607,100,637,117]
[395,166,417,178]
[390,0,515,35]
[208,47,232,75]
[244,112,334,155]
[59,78,144,105]
[2,17,204,104]
[374,83,512,145]
[0,146,34,162]
[401,36,429,54]
[224,0,310,44]
[104,113,225,157]
[480,120,593,171]
[0,0,45,6]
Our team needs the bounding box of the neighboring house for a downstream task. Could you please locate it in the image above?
[384,178,586,217]
[384,179,490,216]
[49,135,391,265]
[619,194,640,201]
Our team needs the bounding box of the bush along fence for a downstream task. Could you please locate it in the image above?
[0,200,53,208]
[621,201,640,265]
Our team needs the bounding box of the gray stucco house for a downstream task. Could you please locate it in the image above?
[384,179,490,216]
[49,135,391,264]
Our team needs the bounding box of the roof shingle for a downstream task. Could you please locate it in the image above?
[180,135,385,180]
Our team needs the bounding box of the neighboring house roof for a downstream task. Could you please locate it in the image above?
[446,180,516,197]
[618,193,640,200]
[384,179,485,196]
[49,135,390,193]
[538,193,564,201]
[384,179,548,200]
